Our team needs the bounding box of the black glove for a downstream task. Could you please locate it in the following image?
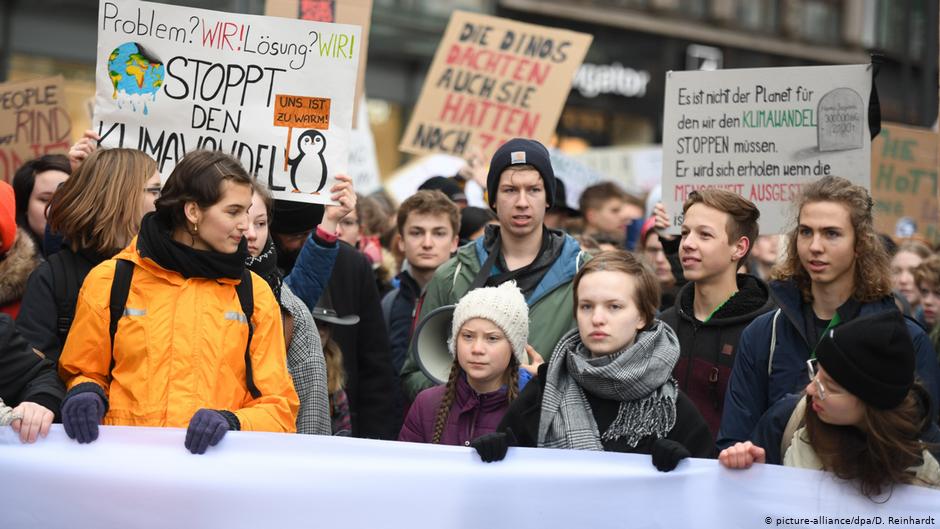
[185,409,236,454]
[61,389,106,444]
[470,428,516,463]
[651,438,691,472]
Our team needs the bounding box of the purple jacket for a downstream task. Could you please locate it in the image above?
[398,374,509,446]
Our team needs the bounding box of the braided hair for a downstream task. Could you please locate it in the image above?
[430,356,522,444]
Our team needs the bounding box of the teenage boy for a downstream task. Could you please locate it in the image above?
[578,182,641,243]
[382,190,460,373]
[717,176,940,449]
[399,138,588,401]
[659,190,775,436]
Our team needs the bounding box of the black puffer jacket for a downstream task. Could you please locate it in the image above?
[0,314,64,418]
[660,274,775,436]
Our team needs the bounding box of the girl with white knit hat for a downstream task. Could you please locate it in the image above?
[399,281,532,446]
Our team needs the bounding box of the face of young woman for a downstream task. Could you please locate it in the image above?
[891,250,924,307]
[576,270,648,357]
[187,181,252,253]
[27,169,69,237]
[456,317,513,394]
[141,171,161,216]
[245,192,270,258]
[337,210,360,246]
[805,365,866,427]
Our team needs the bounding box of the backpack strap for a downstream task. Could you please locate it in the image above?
[108,259,135,378]
[767,309,781,377]
[50,250,79,346]
[780,397,807,458]
[235,270,261,399]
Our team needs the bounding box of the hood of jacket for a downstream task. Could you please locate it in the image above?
[0,228,40,306]
[674,274,775,327]
[471,226,584,307]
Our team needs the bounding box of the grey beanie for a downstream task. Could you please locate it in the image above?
[448,281,529,366]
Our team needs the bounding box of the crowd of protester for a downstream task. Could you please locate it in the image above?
[1,133,939,499]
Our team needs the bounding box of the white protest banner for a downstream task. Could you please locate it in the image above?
[662,64,872,234]
[399,11,592,161]
[93,0,360,204]
[0,76,71,182]
[2,425,938,529]
[348,95,382,194]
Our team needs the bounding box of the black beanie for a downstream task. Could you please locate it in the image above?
[486,138,556,210]
[271,199,324,235]
[815,310,915,410]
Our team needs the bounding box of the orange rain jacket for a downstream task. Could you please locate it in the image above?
[59,239,299,432]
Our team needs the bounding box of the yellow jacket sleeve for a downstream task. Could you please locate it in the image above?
[58,265,115,398]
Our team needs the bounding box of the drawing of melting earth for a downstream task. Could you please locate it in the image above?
[108,42,164,115]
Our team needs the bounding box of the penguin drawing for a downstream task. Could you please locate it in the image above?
[287,130,328,194]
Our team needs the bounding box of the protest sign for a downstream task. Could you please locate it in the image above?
[870,123,939,244]
[93,0,360,204]
[2,425,938,529]
[0,76,71,182]
[264,0,372,126]
[348,94,381,194]
[400,11,592,160]
[573,144,663,195]
[662,64,873,234]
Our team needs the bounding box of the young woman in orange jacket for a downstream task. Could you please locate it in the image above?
[58,150,299,454]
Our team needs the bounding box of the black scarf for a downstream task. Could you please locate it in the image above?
[246,236,283,304]
[137,212,247,280]
[482,225,564,298]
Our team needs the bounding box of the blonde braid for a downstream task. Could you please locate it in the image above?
[431,363,461,444]
[507,357,520,402]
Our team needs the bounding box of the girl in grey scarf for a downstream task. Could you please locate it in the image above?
[479,251,715,469]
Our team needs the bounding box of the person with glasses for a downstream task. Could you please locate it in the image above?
[719,311,940,497]
[717,176,940,450]
[17,146,160,384]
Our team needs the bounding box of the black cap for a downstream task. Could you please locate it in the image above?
[311,288,359,326]
[418,176,467,204]
[271,200,324,235]
[486,138,556,210]
[459,206,497,242]
[815,310,915,410]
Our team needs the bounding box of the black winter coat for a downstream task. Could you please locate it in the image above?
[0,314,64,418]
[660,274,775,436]
[326,242,402,439]
[498,364,717,458]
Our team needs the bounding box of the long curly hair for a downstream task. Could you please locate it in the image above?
[803,384,936,499]
[430,357,520,445]
[771,176,892,302]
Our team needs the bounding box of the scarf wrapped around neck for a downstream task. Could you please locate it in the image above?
[537,320,680,450]
[137,212,248,280]
[246,236,283,304]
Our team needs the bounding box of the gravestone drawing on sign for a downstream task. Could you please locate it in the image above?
[817,87,864,152]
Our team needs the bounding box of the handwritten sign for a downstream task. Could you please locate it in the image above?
[661,64,872,234]
[0,76,71,182]
[93,0,360,204]
[400,11,592,160]
[870,123,939,244]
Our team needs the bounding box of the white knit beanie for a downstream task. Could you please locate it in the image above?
[448,281,529,365]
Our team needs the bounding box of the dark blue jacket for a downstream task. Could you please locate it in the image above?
[717,280,940,449]
[382,270,422,374]
[284,233,339,309]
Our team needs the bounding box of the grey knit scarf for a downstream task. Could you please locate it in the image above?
[537,320,680,450]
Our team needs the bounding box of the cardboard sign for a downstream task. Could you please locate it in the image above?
[661,64,873,234]
[265,0,372,127]
[93,0,360,204]
[0,76,71,182]
[870,123,939,244]
[400,11,592,160]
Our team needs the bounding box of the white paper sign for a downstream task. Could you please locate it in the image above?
[662,64,872,233]
[93,0,361,204]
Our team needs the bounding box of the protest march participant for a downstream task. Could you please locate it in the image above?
[0,312,62,444]
[719,311,940,496]
[891,241,933,325]
[473,251,714,469]
[381,190,460,374]
[418,176,468,209]
[245,186,332,436]
[12,155,70,255]
[718,176,940,449]
[400,138,588,401]
[0,179,41,318]
[913,255,940,354]
[578,182,633,244]
[747,235,782,282]
[399,282,530,445]
[658,190,775,436]
[274,190,401,439]
[17,148,159,365]
[58,150,299,454]
[637,217,677,310]
[458,206,497,246]
[310,290,358,436]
